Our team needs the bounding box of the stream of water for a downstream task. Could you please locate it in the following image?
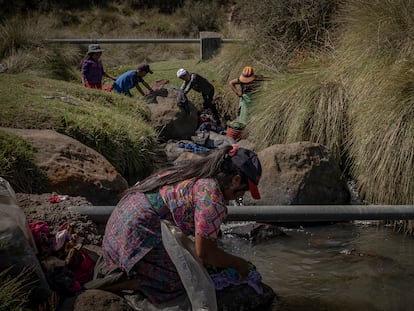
[221,221,414,311]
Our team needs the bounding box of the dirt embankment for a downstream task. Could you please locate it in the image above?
[16,192,104,246]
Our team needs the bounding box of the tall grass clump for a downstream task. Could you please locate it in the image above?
[60,109,158,184]
[0,130,49,193]
[0,15,45,60]
[248,64,349,162]
[335,0,414,204]
[0,14,81,79]
[55,95,159,183]
[0,267,34,310]
[344,64,414,204]
[37,45,81,81]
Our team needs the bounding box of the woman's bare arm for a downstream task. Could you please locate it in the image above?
[195,234,249,278]
[228,78,242,97]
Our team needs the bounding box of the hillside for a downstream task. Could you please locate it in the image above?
[1,0,414,209]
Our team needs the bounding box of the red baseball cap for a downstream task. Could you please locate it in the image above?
[230,147,262,199]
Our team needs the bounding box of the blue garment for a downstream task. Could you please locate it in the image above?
[113,70,144,96]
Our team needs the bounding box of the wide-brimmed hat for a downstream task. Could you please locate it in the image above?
[137,63,153,74]
[88,44,104,54]
[239,66,255,83]
[230,146,262,199]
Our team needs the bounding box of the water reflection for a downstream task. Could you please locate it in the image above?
[220,221,414,310]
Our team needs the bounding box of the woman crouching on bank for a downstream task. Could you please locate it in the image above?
[101,144,262,304]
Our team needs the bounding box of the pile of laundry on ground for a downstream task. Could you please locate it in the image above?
[177,111,239,154]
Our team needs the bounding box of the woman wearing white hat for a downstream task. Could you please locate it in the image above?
[177,68,221,126]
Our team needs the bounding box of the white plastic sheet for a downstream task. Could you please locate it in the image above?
[0,177,37,252]
[161,220,217,311]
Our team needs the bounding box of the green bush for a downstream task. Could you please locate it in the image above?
[233,0,339,70]
[176,0,226,37]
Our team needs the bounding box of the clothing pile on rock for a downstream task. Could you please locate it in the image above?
[197,112,226,134]
[177,141,210,154]
[144,79,170,104]
[176,111,237,155]
[29,220,95,299]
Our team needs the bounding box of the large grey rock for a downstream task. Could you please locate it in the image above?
[164,140,188,162]
[216,283,276,311]
[173,149,206,164]
[70,284,276,311]
[148,88,198,141]
[222,222,285,241]
[246,141,350,205]
[73,289,134,311]
[1,128,128,205]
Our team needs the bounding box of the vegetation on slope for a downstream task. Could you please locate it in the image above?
[0,73,158,188]
[2,0,414,214]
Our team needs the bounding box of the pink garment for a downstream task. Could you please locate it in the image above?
[150,79,170,91]
[29,221,51,246]
[48,194,62,203]
[71,250,95,284]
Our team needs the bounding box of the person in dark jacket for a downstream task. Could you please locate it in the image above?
[177,68,221,125]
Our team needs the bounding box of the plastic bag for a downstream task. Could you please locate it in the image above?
[0,177,37,252]
[0,177,51,303]
[161,220,217,311]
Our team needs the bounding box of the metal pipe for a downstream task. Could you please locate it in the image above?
[68,205,414,224]
[44,38,244,44]
[44,38,199,44]
[226,205,414,222]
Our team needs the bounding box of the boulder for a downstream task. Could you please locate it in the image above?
[1,128,128,205]
[216,283,276,311]
[245,141,350,205]
[148,88,199,141]
[222,222,285,241]
[174,149,205,164]
[72,289,134,311]
[164,140,188,162]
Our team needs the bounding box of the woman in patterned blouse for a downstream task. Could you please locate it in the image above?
[101,144,262,304]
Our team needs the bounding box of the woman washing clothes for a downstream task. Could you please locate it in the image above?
[100,144,263,304]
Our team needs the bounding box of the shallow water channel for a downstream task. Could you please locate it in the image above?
[220,221,414,311]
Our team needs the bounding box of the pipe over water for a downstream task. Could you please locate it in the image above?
[68,205,414,224]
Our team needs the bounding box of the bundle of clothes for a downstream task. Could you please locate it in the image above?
[28,221,96,299]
